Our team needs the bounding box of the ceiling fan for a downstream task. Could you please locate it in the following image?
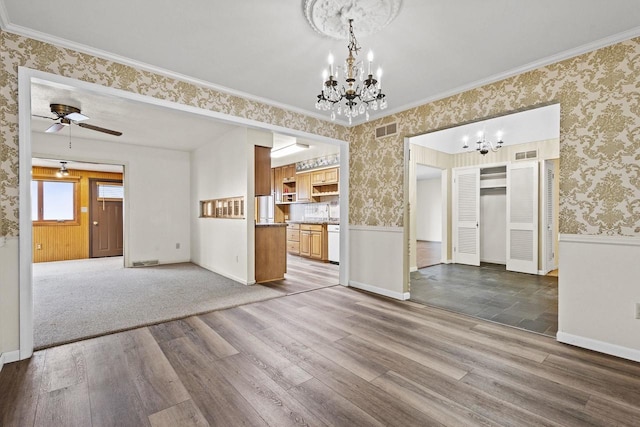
[33,103,123,136]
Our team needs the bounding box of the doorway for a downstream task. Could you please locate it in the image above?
[408,104,560,337]
[89,179,124,258]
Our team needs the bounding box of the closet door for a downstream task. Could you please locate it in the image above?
[506,161,538,274]
[453,168,480,266]
[543,160,556,273]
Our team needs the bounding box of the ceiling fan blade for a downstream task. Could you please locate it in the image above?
[45,122,67,133]
[32,114,57,120]
[65,112,90,122]
[77,122,123,136]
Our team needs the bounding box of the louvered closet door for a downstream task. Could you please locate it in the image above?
[544,160,555,272]
[506,161,538,274]
[454,168,480,266]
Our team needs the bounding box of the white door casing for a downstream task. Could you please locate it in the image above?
[506,161,539,274]
[453,167,480,266]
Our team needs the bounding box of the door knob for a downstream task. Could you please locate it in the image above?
[93,221,99,226]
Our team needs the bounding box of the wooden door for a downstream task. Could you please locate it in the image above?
[300,230,311,257]
[324,168,338,183]
[453,167,480,266]
[506,161,539,274]
[254,146,271,196]
[90,179,124,258]
[274,167,283,203]
[297,172,311,202]
[310,231,323,259]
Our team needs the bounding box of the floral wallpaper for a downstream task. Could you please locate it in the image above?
[2,31,640,238]
[0,30,348,238]
[349,37,640,236]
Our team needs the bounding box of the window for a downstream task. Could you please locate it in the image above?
[97,182,124,200]
[31,176,80,225]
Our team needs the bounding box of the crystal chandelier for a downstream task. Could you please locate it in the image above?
[315,19,387,124]
[463,131,504,155]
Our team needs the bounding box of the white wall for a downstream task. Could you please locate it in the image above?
[349,227,407,300]
[33,133,191,266]
[190,127,253,284]
[416,178,442,242]
[558,235,640,362]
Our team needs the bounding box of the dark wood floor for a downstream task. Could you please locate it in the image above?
[2,284,640,426]
[411,263,558,337]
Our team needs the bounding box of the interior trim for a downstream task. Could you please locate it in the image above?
[349,280,409,301]
[349,225,403,233]
[376,26,640,123]
[0,350,20,371]
[2,24,334,124]
[557,331,640,363]
[559,233,640,247]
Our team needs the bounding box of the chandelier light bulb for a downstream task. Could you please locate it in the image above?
[328,53,334,75]
[367,50,374,74]
[462,136,469,149]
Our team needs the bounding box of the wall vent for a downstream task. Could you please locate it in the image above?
[375,122,398,139]
[132,260,159,267]
[515,150,538,161]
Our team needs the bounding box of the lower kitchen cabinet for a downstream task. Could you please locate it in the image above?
[299,224,327,261]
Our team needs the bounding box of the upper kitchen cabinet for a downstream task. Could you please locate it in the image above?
[255,146,271,196]
[311,168,338,185]
[296,172,311,202]
[311,167,339,198]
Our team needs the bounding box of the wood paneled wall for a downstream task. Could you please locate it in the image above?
[32,166,123,263]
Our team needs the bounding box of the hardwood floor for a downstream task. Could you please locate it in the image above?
[261,254,339,295]
[416,240,441,268]
[3,284,640,426]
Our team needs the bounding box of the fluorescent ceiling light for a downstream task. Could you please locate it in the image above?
[271,142,309,158]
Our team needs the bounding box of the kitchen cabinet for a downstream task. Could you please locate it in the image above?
[296,172,311,202]
[311,167,338,185]
[299,223,327,261]
[283,164,296,181]
[255,223,287,283]
[310,230,323,259]
[286,223,300,255]
[254,146,271,196]
[274,166,283,203]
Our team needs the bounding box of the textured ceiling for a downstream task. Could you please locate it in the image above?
[3,1,640,125]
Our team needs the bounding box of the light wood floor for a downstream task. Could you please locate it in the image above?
[261,254,340,295]
[416,240,442,268]
[3,284,640,426]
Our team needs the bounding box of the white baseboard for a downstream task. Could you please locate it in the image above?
[349,280,410,300]
[0,350,20,372]
[557,332,640,363]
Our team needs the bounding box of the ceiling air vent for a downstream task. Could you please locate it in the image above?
[515,150,538,161]
[375,122,398,139]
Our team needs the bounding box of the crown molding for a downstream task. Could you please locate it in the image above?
[1,23,341,127]
[350,25,640,127]
[0,0,10,29]
[3,11,639,129]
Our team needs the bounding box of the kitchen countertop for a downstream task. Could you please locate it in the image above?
[255,222,288,227]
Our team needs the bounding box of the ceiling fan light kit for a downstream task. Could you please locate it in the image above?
[56,161,70,177]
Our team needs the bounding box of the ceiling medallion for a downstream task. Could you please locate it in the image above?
[304,0,402,39]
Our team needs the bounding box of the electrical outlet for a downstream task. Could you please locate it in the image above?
[636,303,640,319]
[36,243,42,250]
[175,243,180,249]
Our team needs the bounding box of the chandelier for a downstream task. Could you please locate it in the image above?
[463,131,504,155]
[315,19,387,124]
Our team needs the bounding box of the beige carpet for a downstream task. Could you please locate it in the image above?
[33,257,285,349]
